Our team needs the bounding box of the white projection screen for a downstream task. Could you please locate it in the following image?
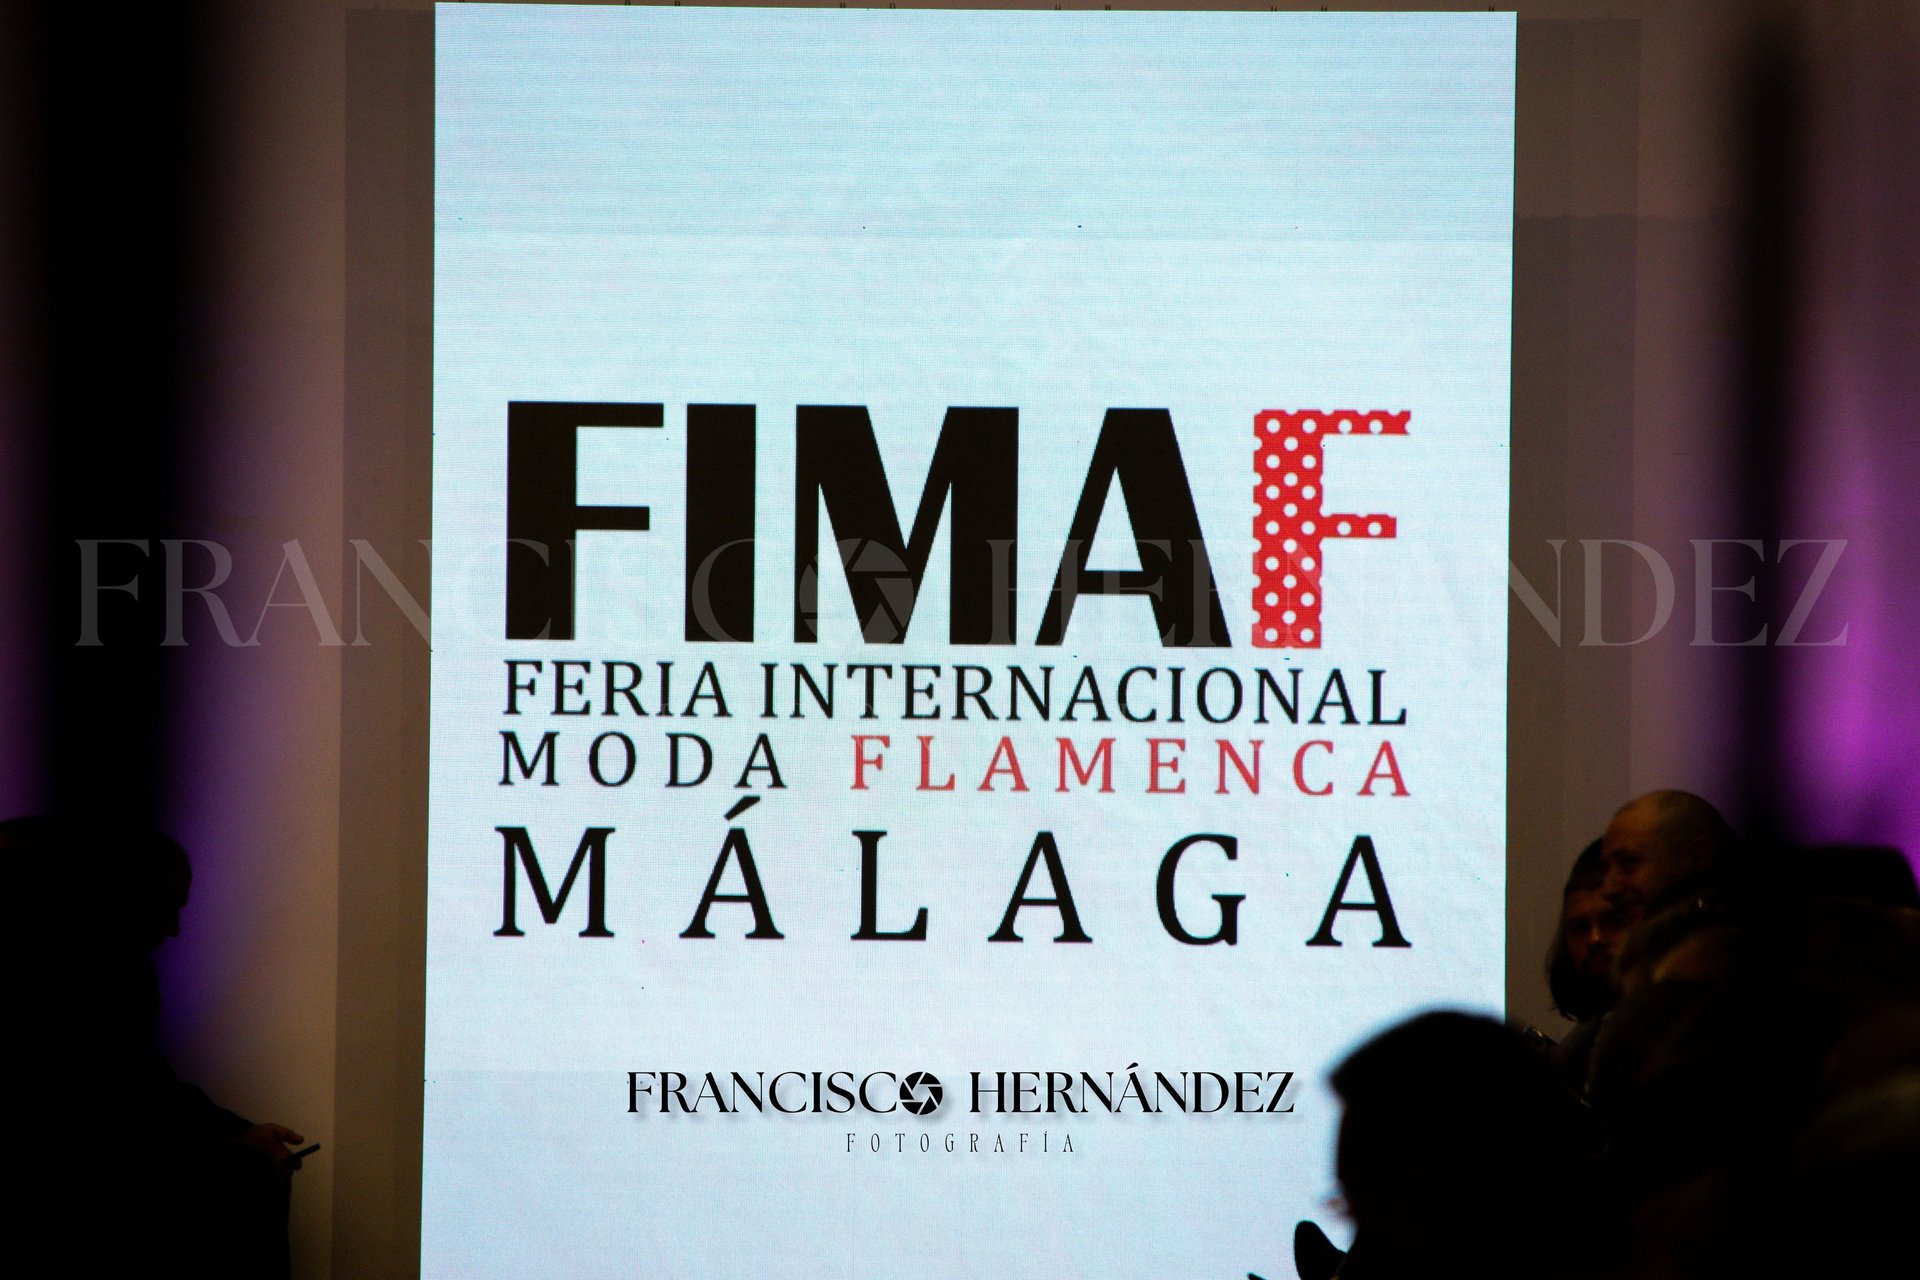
[427,7,1514,1277]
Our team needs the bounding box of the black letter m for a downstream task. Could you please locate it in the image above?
[794,406,1017,644]
[496,826,614,937]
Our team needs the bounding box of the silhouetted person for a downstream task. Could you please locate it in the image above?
[5,816,306,1278]
[1327,1012,1604,1280]
[1585,844,1919,1280]
[1785,842,1920,910]
[1549,839,1622,1022]
[1598,790,1738,931]
[1543,839,1625,1097]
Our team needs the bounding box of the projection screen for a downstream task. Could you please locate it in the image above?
[427,7,1515,1276]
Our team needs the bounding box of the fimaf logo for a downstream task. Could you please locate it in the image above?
[501,403,1404,649]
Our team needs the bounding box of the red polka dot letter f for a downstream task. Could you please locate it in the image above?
[1252,410,1408,649]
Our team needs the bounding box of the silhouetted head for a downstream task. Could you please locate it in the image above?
[1788,843,1920,910]
[1548,839,1622,1021]
[1600,791,1736,927]
[0,815,190,949]
[1331,1011,1595,1277]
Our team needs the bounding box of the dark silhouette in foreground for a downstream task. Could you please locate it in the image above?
[8,816,307,1278]
[1285,808,1917,1280]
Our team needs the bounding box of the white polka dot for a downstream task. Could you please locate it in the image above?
[1265,454,1281,469]
[1368,521,1382,535]
[1265,521,1279,534]
[1264,592,1279,606]
[1284,473,1298,486]
[1338,418,1353,433]
[1283,503,1298,517]
[1265,418,1281,434]
[1283,574,1297,588]
[1337,521,1352,535]
[1264,628,1278,642]
[1368,418,1383,433]
[1301,628,1315,642]
[1302,520,1316,534]
[1265,485,1280,499]
[1303,557,1316,570]
[1303,417,1317,431]
[1282,610,1297,624]
[1283,437,1299,452]
[1264,556,1280,570]
[1302,592,1316,606]
[1283,538,1298,553]
[1303,455,1317,469]
[1303,486,1317,499]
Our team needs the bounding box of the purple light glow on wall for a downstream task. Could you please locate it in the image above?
[1779,15,1920,873]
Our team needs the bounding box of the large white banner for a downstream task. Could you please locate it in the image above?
[427,7,1514,1277]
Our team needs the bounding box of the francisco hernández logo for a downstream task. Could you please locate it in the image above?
[625,1066,1295,1117]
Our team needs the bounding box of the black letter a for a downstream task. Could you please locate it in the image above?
[989,832,1092,943]
[682,827,785,939]
[1036,409,1228,648]
[1306,835,1410,947]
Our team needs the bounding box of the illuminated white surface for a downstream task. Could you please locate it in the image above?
[429,8,1513,1277]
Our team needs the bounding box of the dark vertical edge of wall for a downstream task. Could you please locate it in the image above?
[1730,21,1802,841]
[1,4,47,818]
[1508,18,1640,1027]
[33,4,210,822]
[339,10,432,1276]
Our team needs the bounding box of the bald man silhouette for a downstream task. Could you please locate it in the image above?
[1598,790,1737,929]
